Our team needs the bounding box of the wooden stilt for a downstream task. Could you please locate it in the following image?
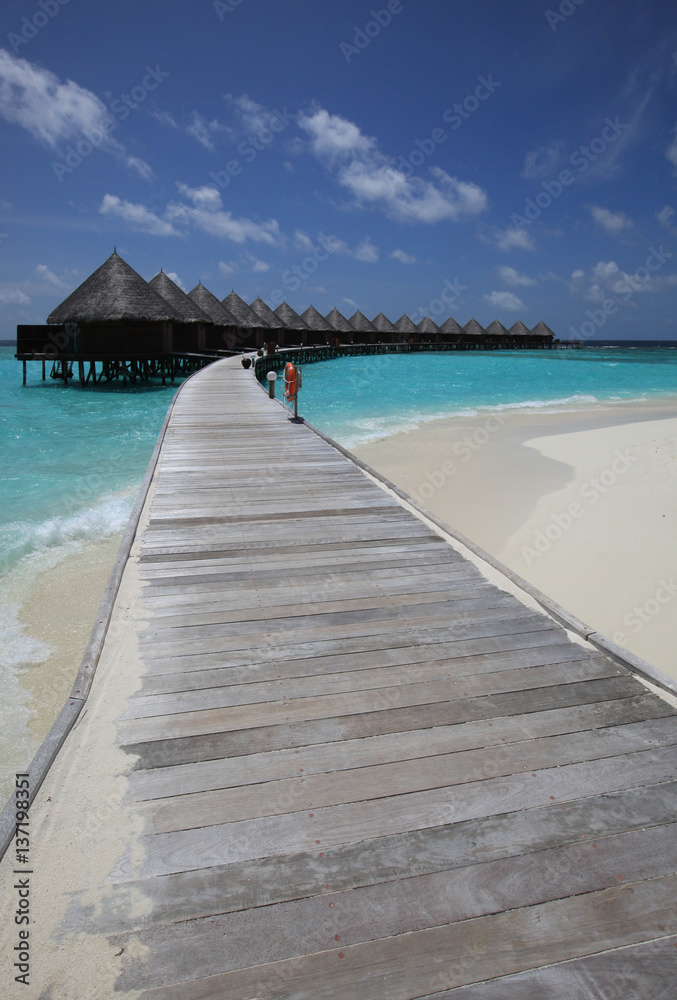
[42,359,46,381]
[23,360,26,385]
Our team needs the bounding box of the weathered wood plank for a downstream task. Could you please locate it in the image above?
[136,875,677,1000]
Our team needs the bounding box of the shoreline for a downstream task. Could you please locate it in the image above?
[352,397,677,681]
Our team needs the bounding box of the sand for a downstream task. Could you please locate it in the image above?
[353,399,677,682]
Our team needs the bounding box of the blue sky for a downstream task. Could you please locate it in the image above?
[0,0,676,340]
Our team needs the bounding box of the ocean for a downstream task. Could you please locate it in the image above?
[2,341,677,804]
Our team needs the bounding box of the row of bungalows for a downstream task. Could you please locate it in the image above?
[16,252,556,371]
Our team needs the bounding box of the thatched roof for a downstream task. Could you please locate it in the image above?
[371,312,397,333]
[509,320,532,338]
[149,270,212,324]
[394,314,418,334]
[439,316,464,336]
[325,308,354,332]
[275,301,309,331]
[417,316,439,335]
[188,283,238,326]
[250,297,286,329]
[485,319,509,338]
[301,305,331,332]
[47,251,181,324]
[531,320,556,338]
[464,318,487,337]
[223,291,269,328]
[349,310,376,333]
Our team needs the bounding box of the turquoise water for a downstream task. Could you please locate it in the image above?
[0,348,181,785]
[289,344,677,447]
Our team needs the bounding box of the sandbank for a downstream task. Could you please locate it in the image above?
[353,399,677,681]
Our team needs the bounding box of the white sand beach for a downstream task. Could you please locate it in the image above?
[353,399,677,681]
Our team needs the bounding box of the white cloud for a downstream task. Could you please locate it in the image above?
[343,297,358,309]
[497,265,537,287]
[36,264,65,288]
[245,252,269,272]
[166,271,185,290]
[484,290,524,311]
[666,126,677,170]
[391,248,416,264]
[353,237,378,263]
[657,205,677,236]
[487,226,536,251]
[185,110,231,149]
[0,287,30,305]
[293,229,315,252]
[167,184,283,245]
[298,108,487,224]
[223,93,282,136]
[219,261,236,278]
[99,195,180,237]
[0,50,112,148]
[126,155,154,180]
[521,141,564,179]
[571,259,670,301]
[589,205,633,237]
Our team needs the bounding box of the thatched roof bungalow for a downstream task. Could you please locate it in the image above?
[349,310,376,343]
[485,319,510,345]
[301,305,331,346]
[509,320,532,345]
[371,312,397,344]
[438,316,464,343]
[417,316,440,340]
[188,283,240,351]
[275,301,310,346]
[46,251,181,356]
[464,318,487,344]
[221,291,271,350]
[531,320,556,342]
[325,308,355,336]
[150,270,213,353]
[394,314,417,343]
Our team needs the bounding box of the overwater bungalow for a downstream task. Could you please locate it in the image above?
[417,316,440,343]
[349,310,377,343]
[485,318,510,348]
[325,308,356,344]
[301,305,332,346]
[439,316,464,345]
[275,301,310,346]
[531,320,556,345]
[250,297,288,347]
[509,319,532,348]
[371,312,398,344]
[187,283,239,351]
[394,314,418,343]
[464,317,487,347]
[149,269,212,354]
[222,291,271,351]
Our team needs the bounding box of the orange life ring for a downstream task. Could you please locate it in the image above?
[284,362,297,399]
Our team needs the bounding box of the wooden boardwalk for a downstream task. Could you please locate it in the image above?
[2,356,676,997]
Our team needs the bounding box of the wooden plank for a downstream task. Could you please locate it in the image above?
[111,747,676,880]
[135,718,677,833]
[114,824,677,989]
[135,874,677,999]
[418,938,677,998]
[116,658,621,741]
[124,695,674,803]
[125,676,644,769]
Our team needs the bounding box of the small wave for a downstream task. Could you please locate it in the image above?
[0,494,133,575]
